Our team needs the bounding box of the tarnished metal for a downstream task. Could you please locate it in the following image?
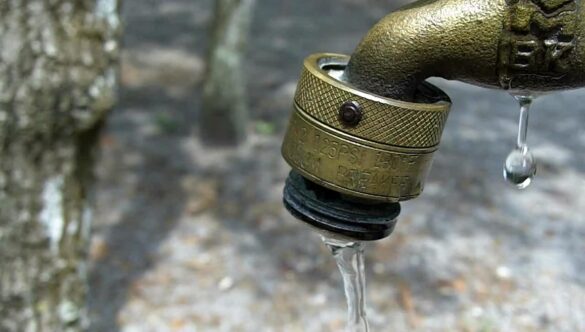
[282,0,585,203]
[282,54,451,202]
[347,0,585,100]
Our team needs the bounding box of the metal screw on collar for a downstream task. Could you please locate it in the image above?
[339,101,362,126]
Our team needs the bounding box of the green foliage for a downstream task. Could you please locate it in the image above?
[254,120,276,135]
[154,113,180,134]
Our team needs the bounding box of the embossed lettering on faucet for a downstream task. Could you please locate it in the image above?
[314,134,363,164]
[336,166,372,191]
[284,116,322,176]
[498,0,577,87]
[373,152,418,170]
[532,0,574,13]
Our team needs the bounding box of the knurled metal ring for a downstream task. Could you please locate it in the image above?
[294,53,451,149]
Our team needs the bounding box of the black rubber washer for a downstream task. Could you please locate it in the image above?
[282,171,400,241]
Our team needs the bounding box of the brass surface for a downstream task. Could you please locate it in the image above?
[347,0,585,100]
[283,0,585,202]
[295,54,451,148]
[281,54,451,202]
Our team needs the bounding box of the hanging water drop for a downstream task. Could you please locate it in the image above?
[503,94,537,189]
[503,146,536,189]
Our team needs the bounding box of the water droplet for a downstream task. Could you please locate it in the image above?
[504,147,536,189]
[503,94,537,189]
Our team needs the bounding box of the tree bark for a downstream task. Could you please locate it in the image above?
[0,1,121,331]
[200,0,256,146]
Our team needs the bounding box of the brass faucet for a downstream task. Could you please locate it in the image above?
[281,0,585,239]
[348,0,585,101]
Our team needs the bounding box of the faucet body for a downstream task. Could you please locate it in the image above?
[282,0,585,238]
[348,0,585,100]
[282,54,450,202]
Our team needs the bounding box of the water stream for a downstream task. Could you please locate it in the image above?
[321,236,370,332]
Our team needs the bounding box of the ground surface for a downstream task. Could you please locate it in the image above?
[88,1,585,331]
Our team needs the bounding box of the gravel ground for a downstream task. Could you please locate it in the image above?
[88,0,585,331]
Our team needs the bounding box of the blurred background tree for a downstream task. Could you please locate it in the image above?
[200,0,256,146]
[0,1,121,331]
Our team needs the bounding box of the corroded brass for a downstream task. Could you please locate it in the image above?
[281,54,451,202]
[283,0,585,202]
[347,0,585,100]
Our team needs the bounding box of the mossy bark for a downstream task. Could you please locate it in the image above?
[201,0,255,146]
[0,1,121,331]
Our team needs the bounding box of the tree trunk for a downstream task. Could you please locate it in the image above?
[0,1,121,331]
[200,0,256,146]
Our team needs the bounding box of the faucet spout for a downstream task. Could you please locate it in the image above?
[281,0,585,240]
[346,0,585,100]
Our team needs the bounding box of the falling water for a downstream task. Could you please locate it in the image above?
[322,236,369,332]
[503,93,537,189]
